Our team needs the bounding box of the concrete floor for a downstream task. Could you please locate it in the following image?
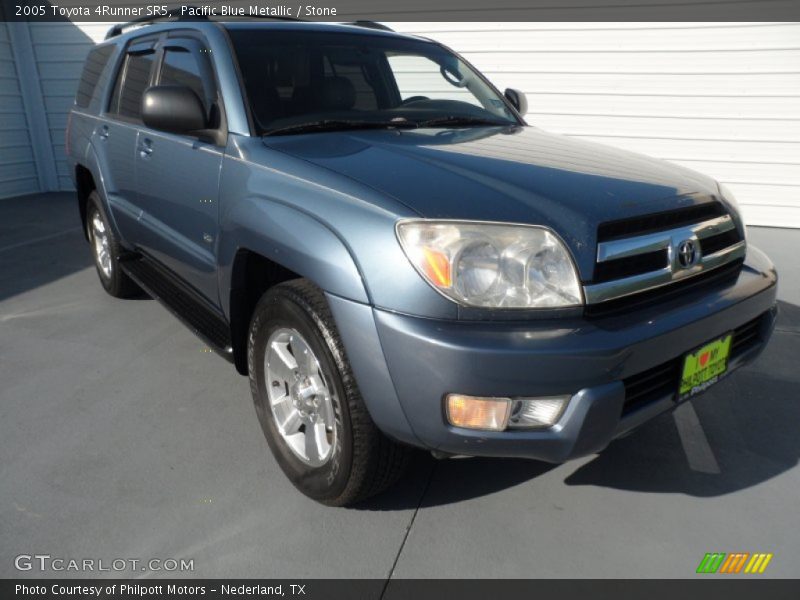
[1,192,798,579]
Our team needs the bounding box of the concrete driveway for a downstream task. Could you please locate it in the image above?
[1,193,798,579]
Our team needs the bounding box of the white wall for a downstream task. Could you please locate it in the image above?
[387,22,800,227]
[0,22,39,199]
[28,23,109,190]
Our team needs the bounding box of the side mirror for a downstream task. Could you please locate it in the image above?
[141,85,207,135]
[504,88,528,117]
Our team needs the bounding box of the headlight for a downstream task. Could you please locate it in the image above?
[396,220,583,308]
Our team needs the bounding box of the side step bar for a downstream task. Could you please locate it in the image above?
[121,257,234,362]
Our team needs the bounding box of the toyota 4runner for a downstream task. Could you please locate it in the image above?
[67,18,778,505]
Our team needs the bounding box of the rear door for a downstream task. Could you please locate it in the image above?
[134,35,225,305]
[99,39,158,243]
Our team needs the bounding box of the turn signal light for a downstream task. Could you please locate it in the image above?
[421,247,452,287]
[445,395,511,431]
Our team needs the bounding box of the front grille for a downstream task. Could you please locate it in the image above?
[731,315,763,355]
[584,200,745,307]
[597,202,727,242]
[585,258,743,318]
[622,360,681,415]
[701,228,741,256]
[621,312,768,415]
[593,249,667,283]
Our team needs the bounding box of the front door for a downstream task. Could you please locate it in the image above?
[134,37,224,305]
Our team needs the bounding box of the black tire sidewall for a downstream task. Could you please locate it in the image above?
[249,290,354,502]
[86,193,117,293]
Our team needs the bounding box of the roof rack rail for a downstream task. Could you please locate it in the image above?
[105,12,391,40]
[105,6,207,39]
[105,5,308,39]
[345,21,394,32]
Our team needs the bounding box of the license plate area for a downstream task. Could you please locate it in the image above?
[678,333,733,402]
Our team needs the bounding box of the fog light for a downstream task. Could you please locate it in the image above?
[507,396,570,429]
[445,394,511,431]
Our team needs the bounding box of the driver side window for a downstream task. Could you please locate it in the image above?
[159,46,217,122]
[387,54,481,107]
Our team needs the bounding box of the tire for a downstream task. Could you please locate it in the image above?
[85,191,140,298]
[248,279,411,506]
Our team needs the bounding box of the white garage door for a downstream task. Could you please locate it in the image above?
[29,22,111,191]
[0,21,39,199]
[389,22,800,228]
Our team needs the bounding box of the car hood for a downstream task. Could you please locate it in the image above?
[262,126,720,277]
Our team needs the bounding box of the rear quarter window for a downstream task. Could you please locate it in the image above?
[75,45,115,109]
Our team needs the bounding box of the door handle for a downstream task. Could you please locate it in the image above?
[138,138,153,158]
[98,125,109,141]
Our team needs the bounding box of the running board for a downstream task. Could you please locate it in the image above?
[122,257,234,362]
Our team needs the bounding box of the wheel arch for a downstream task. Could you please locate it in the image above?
[74,143,116,241]
[75,164,96,240]
[228,249,302,374]
[222,199,370,375]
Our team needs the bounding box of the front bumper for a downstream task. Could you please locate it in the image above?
[370,246,777,462]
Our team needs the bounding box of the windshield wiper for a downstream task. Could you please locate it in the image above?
[417,116,512,128]
[263,116,511,136]
[263,119,418,136]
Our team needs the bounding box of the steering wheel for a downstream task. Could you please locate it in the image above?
[400,96,429,105]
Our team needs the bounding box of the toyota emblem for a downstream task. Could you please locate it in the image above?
[677,239,698,268]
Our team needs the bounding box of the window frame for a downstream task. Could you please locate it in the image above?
[157,38,218,119]
[154,31,229,144]
[104,30,228,145]
[105,37,160,124]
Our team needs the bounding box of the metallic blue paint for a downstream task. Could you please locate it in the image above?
[264,126,727,281]
[325,293,422,447]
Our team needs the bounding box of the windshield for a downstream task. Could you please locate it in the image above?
[228,28,520,135]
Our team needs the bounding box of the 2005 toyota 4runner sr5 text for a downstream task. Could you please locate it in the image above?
[67,19,777,505]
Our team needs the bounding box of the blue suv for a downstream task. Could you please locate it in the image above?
[67,19,777,505]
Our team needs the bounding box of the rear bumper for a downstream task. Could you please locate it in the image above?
[369,246,777,461]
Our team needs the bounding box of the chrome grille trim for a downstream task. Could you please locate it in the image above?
[596,214,735,262]
[584,214,745,305]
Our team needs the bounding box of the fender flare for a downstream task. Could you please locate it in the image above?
[219,196,370,316]
[77,142,121,237]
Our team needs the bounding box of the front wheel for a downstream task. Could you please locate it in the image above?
[248,280,411,506]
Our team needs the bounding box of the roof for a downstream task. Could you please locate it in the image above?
[106,17,422,42]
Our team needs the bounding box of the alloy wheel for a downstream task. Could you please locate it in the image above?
[265,328,337,467]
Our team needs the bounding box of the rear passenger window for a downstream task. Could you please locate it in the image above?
[76,46,115,108]
[159,47,213,114]
[109,50,156,120]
